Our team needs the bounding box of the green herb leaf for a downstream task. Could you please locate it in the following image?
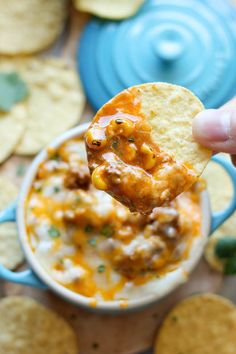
[84,224,93,233]
[224,257,236,275]
[97,264,105,273]
[35,186,42,193]
[16,163,26,176]
[100,224,115,238]
[50,154,60,161]
[215,237,236,258]
[48,226,60,238]
[88,238,97,247]
[112,140,119,150]
[0,72,28,112]
[54,186,60,193]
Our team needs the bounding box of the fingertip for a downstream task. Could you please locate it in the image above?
[192,109,230,143]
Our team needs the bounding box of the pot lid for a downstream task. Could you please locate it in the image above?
[78,0,236,111]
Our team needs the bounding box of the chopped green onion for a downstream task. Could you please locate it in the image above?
[88,238,97,247]
[112,140,119,150]
[100,224,114,238]
[35,186,42,193]
[97,264,105,273]
[48,226,60,238]
[84,224,93,233]
[54,186,60,193]
[50,154,60,161]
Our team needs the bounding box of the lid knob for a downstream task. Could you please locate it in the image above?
[153,29,186,63]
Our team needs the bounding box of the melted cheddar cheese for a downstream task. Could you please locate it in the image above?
[26,137,202,302]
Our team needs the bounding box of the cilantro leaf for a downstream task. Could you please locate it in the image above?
[215,237,236,258]
[224,257,236,275]
[0,72,28,112]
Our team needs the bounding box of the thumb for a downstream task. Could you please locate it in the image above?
[192,109,236,154]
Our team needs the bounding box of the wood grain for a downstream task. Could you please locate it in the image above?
[0,8,223,354]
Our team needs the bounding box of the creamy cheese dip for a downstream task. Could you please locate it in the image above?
[26,137,202,302]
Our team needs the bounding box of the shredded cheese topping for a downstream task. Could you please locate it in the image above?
[26,137,202,302]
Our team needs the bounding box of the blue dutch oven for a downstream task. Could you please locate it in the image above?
[78,0,236,111]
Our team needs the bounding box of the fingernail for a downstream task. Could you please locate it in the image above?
[193,109,231,142]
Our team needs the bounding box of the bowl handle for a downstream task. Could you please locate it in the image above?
[210,155,236,234]
[0,203,47,289]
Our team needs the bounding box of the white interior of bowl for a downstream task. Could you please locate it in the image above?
[17,123,211,312]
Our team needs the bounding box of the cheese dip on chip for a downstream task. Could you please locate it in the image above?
[26,136,203,302]
[85,83,211,214]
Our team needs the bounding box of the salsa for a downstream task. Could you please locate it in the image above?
[85,87,197,214]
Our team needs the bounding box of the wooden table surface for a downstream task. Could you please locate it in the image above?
[0,7,234,354]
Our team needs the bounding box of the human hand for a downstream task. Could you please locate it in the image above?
[192,97,236,165]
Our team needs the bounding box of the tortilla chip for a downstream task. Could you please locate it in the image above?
[0,177,24,269]
[0,103,27,163]
[86,83,211,213]
[73,0,144,19]
[140,83,211,176]
[0,296,78,354]
[202,154,232,212]
[0,58,85,154]
[0,177,18,210]
[0,225,24,270]
[155,293,236,354]
[0,0,68,55]
[203,155,236,272]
